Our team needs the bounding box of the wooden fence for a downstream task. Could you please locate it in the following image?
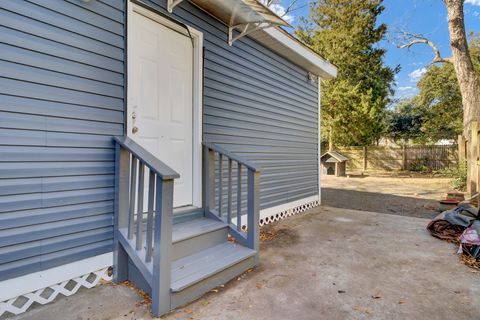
[336,145,458,172]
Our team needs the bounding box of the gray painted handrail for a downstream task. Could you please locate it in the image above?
[114,136,180,179]
[202,142,261,172]
[113,135,176,317]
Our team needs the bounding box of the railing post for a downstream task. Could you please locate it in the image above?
[151,177,174,317]
[113,144,130,283]
[203,146,215,213]
[247,169,260,263]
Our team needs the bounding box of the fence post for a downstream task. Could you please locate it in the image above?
[402,144,407,171]
[363,146,367,171]
[458,134,466,167]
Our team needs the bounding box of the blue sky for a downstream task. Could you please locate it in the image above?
[273,0,480,102]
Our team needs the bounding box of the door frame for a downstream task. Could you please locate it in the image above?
[127,1,204,208]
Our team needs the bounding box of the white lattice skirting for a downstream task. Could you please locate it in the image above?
[0,253,113,318]
[259,196,320,226]
[0,267,111,317]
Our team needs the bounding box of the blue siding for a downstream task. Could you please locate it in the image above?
[141,0,319,209]
[0,0,318,281]
[0,0,125,281]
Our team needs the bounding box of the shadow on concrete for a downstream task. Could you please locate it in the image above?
[321,187,439,220]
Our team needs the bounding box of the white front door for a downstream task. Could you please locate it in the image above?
[129,10,194,208]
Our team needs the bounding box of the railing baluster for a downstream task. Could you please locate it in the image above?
[218,153,223,216]
[136,162,145,251]
[227,159,232,225]
[237,163,242,231]
[145,170,155,262]
[247,168,260,256]
[203,146,215,213]
[128,156,138,239]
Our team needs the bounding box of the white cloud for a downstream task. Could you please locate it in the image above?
[259,0,295,24]
[409,67,427,83]
[397,86,415,91]
[466,0,480,5]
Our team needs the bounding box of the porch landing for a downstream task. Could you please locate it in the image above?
[13,206,480,320]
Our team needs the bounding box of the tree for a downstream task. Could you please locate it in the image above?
[397,1,480,194]
[296,0,397,148]
[415,63,463,142]
[386,99,423,143]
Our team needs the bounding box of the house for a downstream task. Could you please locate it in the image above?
[321,151,349,176]
[0,0,337,317]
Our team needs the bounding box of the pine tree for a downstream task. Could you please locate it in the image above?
[296,0,396,147]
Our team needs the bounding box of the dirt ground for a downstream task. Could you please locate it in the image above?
[321,172,454,219]
[15,206,480,320]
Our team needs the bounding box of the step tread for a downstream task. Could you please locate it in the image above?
[170,242,256,292]
[172,217,226,243]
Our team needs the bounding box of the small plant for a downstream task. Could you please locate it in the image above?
[440,165,467,191]
[409,158,430,172]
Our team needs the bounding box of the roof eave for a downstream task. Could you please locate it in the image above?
[251,27,337,79]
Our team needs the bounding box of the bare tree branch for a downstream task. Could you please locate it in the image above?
[394,31,453,64]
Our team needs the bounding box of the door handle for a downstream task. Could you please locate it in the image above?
[132,126,139,134]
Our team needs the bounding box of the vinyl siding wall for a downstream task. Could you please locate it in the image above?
[0,0,318,282]
[0,0,125,281]
[140,0,319,210]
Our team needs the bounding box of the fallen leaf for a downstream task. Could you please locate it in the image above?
[372,293,382,299]
[210,289,219,293]
[256,283,263,289]
[184,309,193,314]
[338,290,346,294]
[201,300,209,306]
[398,299,406,305]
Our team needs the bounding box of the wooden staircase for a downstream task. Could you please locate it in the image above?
[113,137,260,317]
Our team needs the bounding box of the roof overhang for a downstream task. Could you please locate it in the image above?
[249,27,338,79]
[167,0,290,45]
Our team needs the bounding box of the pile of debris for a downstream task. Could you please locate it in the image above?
[427,202,480,269]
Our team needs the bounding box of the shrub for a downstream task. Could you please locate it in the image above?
[440,165,467,191]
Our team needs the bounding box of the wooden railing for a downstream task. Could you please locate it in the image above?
[113,136,179,316]
[202,142,261,253]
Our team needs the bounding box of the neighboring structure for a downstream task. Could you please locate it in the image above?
[0,0,336,317]
[321,151,349,176]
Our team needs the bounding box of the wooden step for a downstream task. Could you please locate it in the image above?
[171,242,256,292]
[172,217,228,260]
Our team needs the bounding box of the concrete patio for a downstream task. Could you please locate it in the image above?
[13,206,480,320]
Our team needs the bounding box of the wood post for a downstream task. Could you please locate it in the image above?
[202,146,215,213]
[113,145,130,283]
[363,146,367,171]
[458,134,466,166]
[152,178,174,317]
[247,170,260,264]
[402,144,407,171]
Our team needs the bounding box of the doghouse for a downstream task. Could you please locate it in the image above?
[321,151,349,176]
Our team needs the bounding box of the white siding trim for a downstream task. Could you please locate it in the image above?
[0,252,112,302]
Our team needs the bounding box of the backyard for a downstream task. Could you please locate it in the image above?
[13,172,480,320]
[322,172,453,219]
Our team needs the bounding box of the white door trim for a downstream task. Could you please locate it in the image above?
[127,2,204,208]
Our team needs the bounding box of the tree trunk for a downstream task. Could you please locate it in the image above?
[444,0,480,194]
[445,0,480,136]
